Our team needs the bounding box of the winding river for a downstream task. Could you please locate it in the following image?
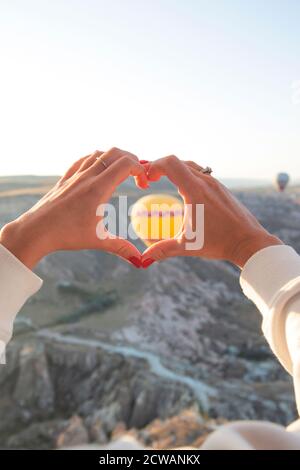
[38,329,216,410]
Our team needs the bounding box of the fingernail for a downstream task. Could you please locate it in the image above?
[140,160,149,164]
[129,256,142,268]
[142,258,156,268]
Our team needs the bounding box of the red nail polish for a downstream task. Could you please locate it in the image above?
[142,258,155,268]
[129,256,142,268]
[140,160,149,164]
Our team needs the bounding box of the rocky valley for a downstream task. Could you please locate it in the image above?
[0,176,299,449]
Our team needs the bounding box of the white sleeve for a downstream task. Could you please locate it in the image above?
[0,244,43,362]
[240,245,300,414]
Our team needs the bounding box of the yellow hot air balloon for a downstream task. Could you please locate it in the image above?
[131,194,184,246]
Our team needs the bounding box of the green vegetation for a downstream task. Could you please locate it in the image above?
[50,282,119,326]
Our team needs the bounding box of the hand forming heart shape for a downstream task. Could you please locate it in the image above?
[140,156,279,269]
[0,148,281,270]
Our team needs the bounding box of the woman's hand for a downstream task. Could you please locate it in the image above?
[142,156,282,268]
[0,148,148,269]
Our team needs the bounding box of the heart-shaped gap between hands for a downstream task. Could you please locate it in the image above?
[100,154,207,268]
[95,154,203,269]
[77,151,200,270]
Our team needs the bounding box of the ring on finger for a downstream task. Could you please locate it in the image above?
[96,157,108,169]
[201,166,213,175]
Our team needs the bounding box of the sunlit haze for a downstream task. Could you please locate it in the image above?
[0,0,299,181]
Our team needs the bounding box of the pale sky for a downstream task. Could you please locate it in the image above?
[0,0,299,180]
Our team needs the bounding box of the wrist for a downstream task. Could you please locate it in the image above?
[229,231,283,269]
[0,216,50,269]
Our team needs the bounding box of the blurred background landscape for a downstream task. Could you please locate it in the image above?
[0,175,300,449]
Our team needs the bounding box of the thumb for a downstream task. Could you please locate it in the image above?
[103,235,142,268]
[141,238,182,266]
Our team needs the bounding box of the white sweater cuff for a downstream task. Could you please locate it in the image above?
[240,245,300,374]
[0,244,43,346]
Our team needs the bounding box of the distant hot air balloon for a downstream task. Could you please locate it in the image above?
[275,172,290,192]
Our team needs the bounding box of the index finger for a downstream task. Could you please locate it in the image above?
[88,148,149,189]
[147,155,196,194]
[96,155,147,190]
